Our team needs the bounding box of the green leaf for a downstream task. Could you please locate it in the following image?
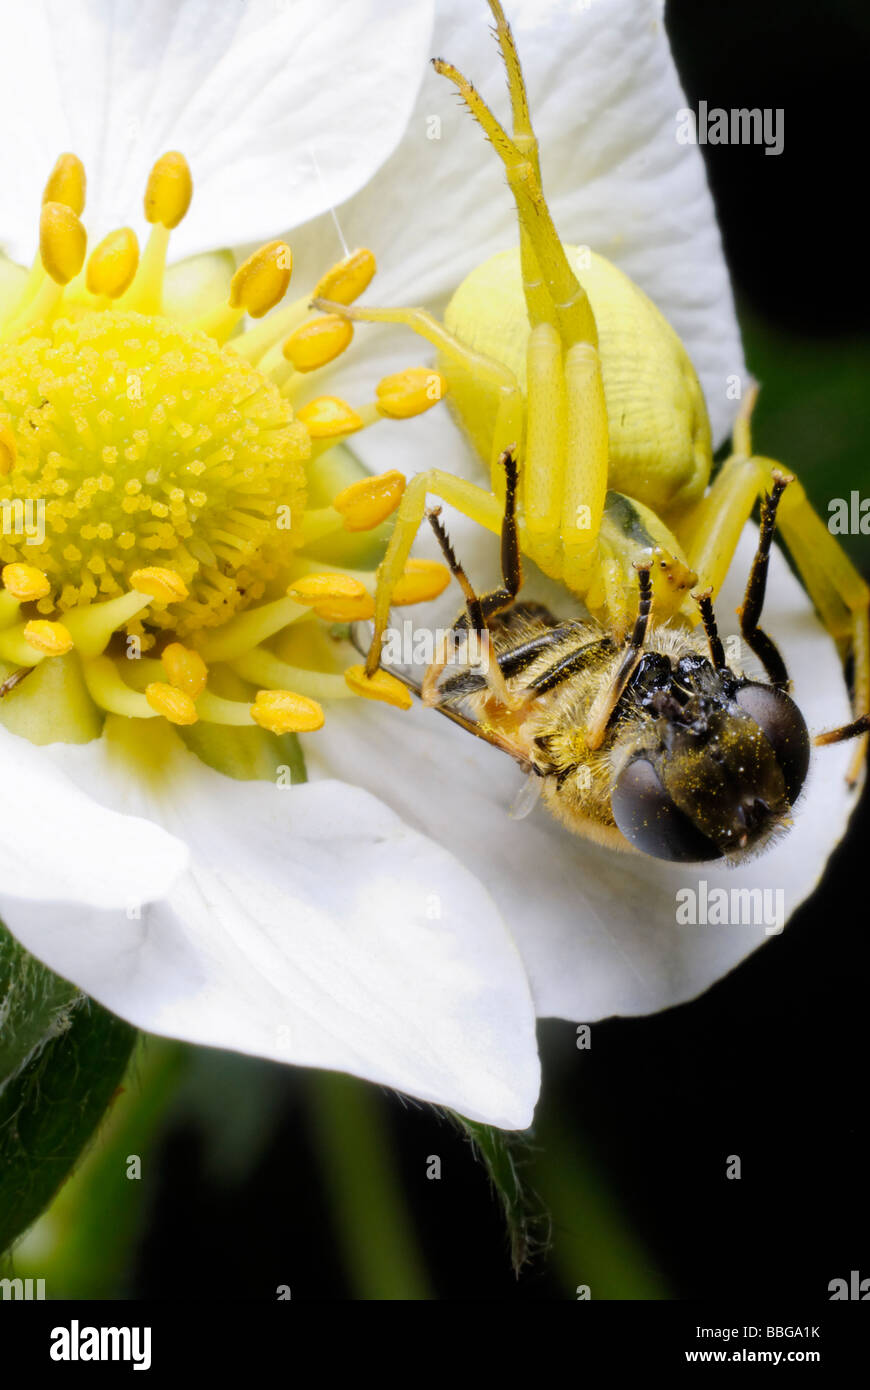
[0,924,135,1254]
[449,1113,546,1275]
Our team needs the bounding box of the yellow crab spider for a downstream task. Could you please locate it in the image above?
[319,0,869,782]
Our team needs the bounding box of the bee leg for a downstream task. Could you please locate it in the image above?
[682,386,870,783]
[478,447,522,618]
[0,664,35,697]
[426,494,520,711]
[692,590,727,670]
[737,472,792,688]
[586,564,654,750]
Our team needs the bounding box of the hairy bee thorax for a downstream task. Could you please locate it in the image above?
[436,599,809,864]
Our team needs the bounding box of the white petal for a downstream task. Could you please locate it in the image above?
[0,0,434,261]
[15,723,538,1128]
[0,723,187,912]
[291,0,744,445]
[307,528,857,1022]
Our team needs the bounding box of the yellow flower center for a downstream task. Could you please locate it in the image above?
[0,312,306,635]
[0,149,449,747]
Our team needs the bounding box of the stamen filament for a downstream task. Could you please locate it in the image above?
[229,648,354,700]
[196,594,308,663]
[82,655,157,718]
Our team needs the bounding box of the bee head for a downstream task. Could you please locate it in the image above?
[610,653,810,862]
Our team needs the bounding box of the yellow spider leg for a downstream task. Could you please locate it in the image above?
[682,392,870,783]
[524,322,565,575]
[312,300,524,489]
[774,473,870,783]
[364,470,503,676]
[435,24,609,595]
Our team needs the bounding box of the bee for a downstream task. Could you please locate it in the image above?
[365,449,863,864]
[329,0,869,829]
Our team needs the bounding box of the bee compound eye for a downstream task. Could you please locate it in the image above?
[734,683,810,804]
[611,758,722,863]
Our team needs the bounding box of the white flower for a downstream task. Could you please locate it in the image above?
[0,0,855,1131]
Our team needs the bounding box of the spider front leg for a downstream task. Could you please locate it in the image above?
[361,467,505,677]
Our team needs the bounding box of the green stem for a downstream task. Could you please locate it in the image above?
[308,1073,431,1300]
[534,1108,670,1300]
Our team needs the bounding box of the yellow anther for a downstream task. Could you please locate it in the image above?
[376,367,447,420]
[130,567,190,603]
[286,573,373,622]
[344,664,413,711]
[333,469,405,532]
[312,248,376,306]
[145,681,199,726]
[0,425,16,477]
[391,558,451,606]
[250,689,325,734]
[229,241,293,318]
[162,642,208,698]
[86,227,140,298]
[144,151,193,229]
[287,573,368,604]
[282,314,353,371]
[40,201,87,285]
[296,396,363,439]
[42,153,86,215]
[2,564,51,602]
[23,620,73,656]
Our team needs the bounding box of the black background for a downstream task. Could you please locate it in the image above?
[128,0,870,1301]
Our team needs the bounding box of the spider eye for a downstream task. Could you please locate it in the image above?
[611,757,722,862]
[734,682,810,804]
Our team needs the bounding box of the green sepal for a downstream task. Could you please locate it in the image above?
[448,1112,546,1274]
[0,924,135,1255]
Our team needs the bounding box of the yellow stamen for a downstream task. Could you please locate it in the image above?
[144,151,193,229]
[250,688,325,734]
[130,567,190,603]
[86,227,139,299]
[376,367,447,419]
[0,425,16,476]
[296,396,363,439]
[82,656,156,719]
[287,573,367,603]
[391,558,451,605]
[2,563,51,602]
[229,648,353,701]
[161,641,208,698]
[145,680,199,725]
[24,619,73,656]
[229,241,293,319]
[62,590,153,657]
[333,469,405,532]
[282,314,353,372]
[312,248,376,306]
[40,202,87,285]
[344,664,413,710]
[286,574,373,622]
[43,153,86,215]
[196,595,308,664]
